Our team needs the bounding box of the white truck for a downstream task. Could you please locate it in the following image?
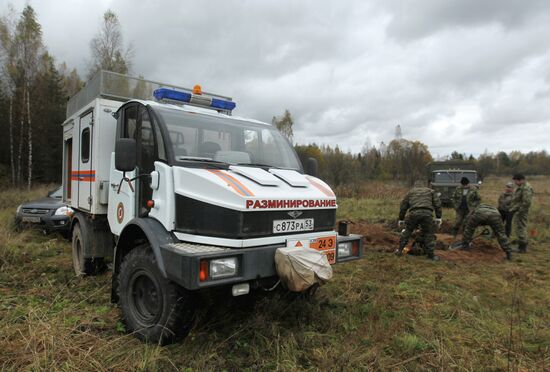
[62,71,362,344]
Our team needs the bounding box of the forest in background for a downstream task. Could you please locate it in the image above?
[1,5,549,190]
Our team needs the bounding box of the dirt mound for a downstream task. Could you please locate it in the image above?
[438,237,506,263]
[434,233,454,250]
[349,221,400,252]
[347,221,507,263]
[438,220,454,234]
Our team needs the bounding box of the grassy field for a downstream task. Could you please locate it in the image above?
[1,177,549,370]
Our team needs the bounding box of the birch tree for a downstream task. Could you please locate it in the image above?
[88,10,133,79]
[272,109,294,143]
[15,6,43,189]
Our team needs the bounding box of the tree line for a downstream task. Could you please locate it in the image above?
[0,5,548,190]
[274,112,550,188]
[0,6,130,188]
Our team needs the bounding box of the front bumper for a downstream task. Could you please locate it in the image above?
[160,233,363,290]
[15,213,71,232]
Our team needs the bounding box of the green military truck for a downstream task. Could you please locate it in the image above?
[427,161,480,207]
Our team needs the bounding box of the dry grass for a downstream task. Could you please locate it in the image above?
[0,177,549,370]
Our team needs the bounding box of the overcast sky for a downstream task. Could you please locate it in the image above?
[3,0,550,157]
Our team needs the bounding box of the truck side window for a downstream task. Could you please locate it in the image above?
[81,128,90,163]
[123,105,137,139]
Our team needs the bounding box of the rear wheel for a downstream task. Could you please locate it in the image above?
[72,223,105,276]
[117,245,196,345]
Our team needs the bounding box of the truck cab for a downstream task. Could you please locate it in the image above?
[429,169,480,206]
[62,71,362,344]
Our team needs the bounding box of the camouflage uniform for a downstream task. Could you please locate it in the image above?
[509,182,533,250]
[398,187,442,258]
[451,185,481,236]
[462,204,511,257]
[497,191,514,237]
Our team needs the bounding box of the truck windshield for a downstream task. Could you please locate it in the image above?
[154,107,301,170]
[433,172,477,183]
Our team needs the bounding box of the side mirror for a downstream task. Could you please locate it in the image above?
[115,138,137,172]
[305,157,318,177]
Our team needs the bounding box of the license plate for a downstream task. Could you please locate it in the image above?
[22,216,41,223]
[310,236,337,264]
[273,218,314,234]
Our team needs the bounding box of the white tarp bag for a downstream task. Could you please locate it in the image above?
[274,246,333,292]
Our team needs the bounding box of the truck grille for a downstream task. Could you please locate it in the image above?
[175,195,336,239]
[22,208,50,215]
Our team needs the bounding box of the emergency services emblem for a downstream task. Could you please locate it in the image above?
[116,202,124,224]
[287,210,303,219]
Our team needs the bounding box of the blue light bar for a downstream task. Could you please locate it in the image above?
[211,98,236,111]
[153,87,236,112]
[153,88,191,102]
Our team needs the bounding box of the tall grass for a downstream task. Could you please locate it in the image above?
[1,178,549,370]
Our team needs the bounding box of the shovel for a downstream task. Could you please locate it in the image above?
[448,228,491,250]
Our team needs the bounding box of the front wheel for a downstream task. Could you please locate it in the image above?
[117,245,196,345]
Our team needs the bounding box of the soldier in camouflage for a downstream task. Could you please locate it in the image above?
[509,174,534,253]
[460,204,512,260]
[497,182,514,237]
[451,177,481,236]
[397,183,442,261]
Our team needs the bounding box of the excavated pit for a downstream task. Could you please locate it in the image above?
[345,220,507,263]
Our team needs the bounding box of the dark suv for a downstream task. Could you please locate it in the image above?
[15,186,72,236]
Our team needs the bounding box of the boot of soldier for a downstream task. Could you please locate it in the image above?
[505,251,512,261]
[518,242,527,253]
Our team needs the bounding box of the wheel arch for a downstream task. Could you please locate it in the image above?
[111,217,177,302]
[70,211,85,233]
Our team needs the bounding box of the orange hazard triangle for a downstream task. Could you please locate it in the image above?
[295,241,303,247]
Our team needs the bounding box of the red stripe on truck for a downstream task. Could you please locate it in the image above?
[71,170,96,182]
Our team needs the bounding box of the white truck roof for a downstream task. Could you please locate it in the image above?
[66,70,234,119]
[135,99,271,127]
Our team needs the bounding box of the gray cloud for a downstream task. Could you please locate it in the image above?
[382,0,550,41]
[3,0,550,156]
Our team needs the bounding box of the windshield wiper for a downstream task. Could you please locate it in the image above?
[175,156,230,168]
[176,156,228,164]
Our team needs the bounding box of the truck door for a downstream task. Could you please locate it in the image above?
[77,112,93,211]
[108,104,137,235]
[136,105,163,216]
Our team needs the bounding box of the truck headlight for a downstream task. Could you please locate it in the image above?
[210,257,238,279]
[55,206,74,216]
[16,204,22,214]
[338,242,352,258]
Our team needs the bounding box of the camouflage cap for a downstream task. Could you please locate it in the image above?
[506,182,514,188]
